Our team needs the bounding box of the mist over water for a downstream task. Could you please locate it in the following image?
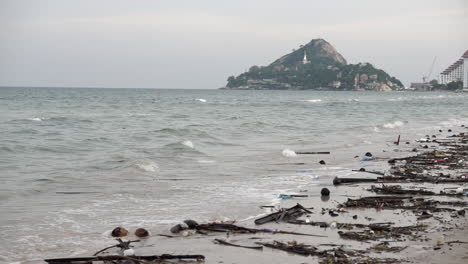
[0,87,467,262]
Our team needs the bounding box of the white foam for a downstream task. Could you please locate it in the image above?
[197,159,216,163]
[134,160,160,173]
[281,149,297,157]
[195,98,207,103]
[387,97,405,102]
[28,117,43,121]
[373,127,381,132]
[383,121,404,129]
[439,118,467,127]
[182,140,194,148]
[303,99,322,103]
[363,140,373,145]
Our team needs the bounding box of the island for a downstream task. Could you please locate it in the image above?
[222,39,403,91]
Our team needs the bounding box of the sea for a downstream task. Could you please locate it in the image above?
[0,87,467,262]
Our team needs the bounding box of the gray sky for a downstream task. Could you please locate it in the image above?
[0,0,467,88]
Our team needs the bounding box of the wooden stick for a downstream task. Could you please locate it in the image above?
[295,151,331,154]
[214,239,263,250]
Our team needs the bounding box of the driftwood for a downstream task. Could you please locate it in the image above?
[295,151,331,154]
[195,222,326,237]
[446,240,468,245]
[213,239,263,250]
[93,239,140,256]
[369,185,435,195]
[352,169,385,176]
[333,177,378,185]
[256,241,322,256]
[255,203,311,225]
[288,219,395,230]
[45,254,205,264]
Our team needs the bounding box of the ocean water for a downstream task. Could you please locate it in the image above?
[0,87,467,262]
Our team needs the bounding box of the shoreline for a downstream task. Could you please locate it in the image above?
[27,125,468,264]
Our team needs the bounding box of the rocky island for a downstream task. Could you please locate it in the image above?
[223,39,403,91]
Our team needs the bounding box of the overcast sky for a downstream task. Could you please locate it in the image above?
[0,0,467,88]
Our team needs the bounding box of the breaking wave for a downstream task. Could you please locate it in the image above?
[383,121,404,129]
[303,99,322,103]
[181,140,194,148]
[133,159,160,173]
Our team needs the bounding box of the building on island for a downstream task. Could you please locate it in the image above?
[439,50,468,89]
[302,51,310,64]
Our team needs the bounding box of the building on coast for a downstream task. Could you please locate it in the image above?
[439,50,468,89]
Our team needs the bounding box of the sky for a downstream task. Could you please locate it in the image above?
[0,0,467,89]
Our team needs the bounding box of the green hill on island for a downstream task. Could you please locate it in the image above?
[223,39,403,91]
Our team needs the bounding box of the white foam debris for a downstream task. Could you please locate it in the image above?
[373,127,381,132]
[182,140,194,148]
[28,117,43,121]
[282,149,297,157]
[383,121,404,129]
[195,98,207,103]
[304,99,322,103]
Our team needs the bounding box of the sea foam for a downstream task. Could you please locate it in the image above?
[383,121,404,129]
[195,98,207,103]
[282,149,297,157]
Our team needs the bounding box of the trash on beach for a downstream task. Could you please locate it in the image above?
[255,203,312,225]
[134,228,149,238]
[111,227,128,237]
[321,188,330,196]
[278,194,308,199]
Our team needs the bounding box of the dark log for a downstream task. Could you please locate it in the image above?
[333,177,378,185]
[213,239,263,250]
[352,170,385,176]
[45,254,205,264]
[295,151,331,154]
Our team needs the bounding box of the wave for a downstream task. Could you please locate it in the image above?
[195,98,207,103]
[181,140,194,149]
[197,159,216,164]
[132,159,160,173]
[383,121,404,129]
[302,99,322,103]
[27,117,44,121]
[153,128,219,140]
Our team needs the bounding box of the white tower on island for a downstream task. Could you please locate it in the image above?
[303,51,310,64]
